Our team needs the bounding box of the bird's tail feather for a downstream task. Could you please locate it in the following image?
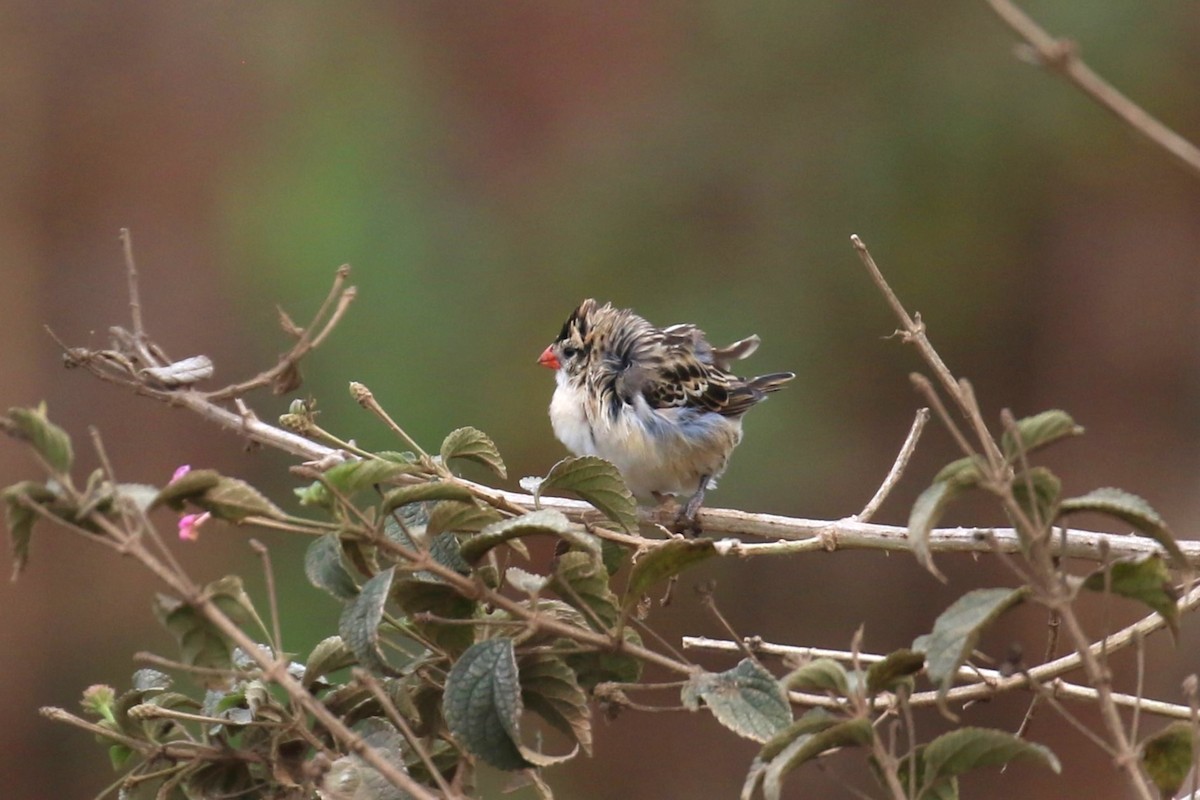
[750,372,795,395]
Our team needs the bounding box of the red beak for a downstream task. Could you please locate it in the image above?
[538,346,560,370]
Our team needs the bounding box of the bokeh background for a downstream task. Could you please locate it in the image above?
[2,2,1199,798]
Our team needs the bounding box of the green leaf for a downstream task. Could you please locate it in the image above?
[1010,467,1061,528]
[304,533,359,601]
[866,648,926,695]
[875,748,958,800]
[200,476,287,522]
[683,658,791,743]
[1083,555,1179,639]
[302,636,356,690]
[380,481,475,514]
[440,427,507,479]
[932,456,985,486]
[148,575,264,681]
[1141,721,1194,798]
[760,718,873,800]
[338,567,400,676]
[551,549,620,629]
[459,509,577,564]
[744,709,836,800]
[150,468,221,511]
[924,727,1061,782]
[6,404,73,473]
[565,627,643,690]
[520,653,592,756]
[537,455,637,531]
[298,458,419,507]
[1059,487,1185,566]
[3,481,56,580]
[918,587,1029,712]
[152,594,236,680]
[782,658,849,697]
[427,500,503,537]
[392,576,478,655]
[908,461,982,582]
[443,638,531,770]
[1001,409,1083,460]
[622,538,716,613]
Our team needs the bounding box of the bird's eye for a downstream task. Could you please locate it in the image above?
[561,345,580,360]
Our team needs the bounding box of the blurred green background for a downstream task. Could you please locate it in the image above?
[1,2,1198,797]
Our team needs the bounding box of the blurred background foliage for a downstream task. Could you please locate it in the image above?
[1,2,1198,797]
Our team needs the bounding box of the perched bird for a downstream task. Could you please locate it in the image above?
[538,299,794,533]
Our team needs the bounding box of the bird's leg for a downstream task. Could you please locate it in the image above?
[673,476,709,536]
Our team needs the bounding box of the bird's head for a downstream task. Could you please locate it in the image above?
[539,298,603,377]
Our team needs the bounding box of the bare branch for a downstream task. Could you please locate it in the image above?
[986,0,1200,177]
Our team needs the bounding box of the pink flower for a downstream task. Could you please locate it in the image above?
[178,511,211,542]
[171,465,192,483]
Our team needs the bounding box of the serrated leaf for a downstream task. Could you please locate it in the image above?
[305,533,359,601]
[443,638,531,770]
[623,538,716,613]
[537,456,637,531]
[1083,554,1179,639]
[551,549,619,629]
[441,427,507,479]
[149,468,221,511]
[303,636,356,689]
[761,718,873,800]
[299,459,420,508]
[6,404,73,473]
[380,482,475,514]
[924,726,1061,782]
[427,500,503,537]
[392,576,478,655]
[866,648,926,695]
[201,476,287,522]
[782,658,849,697]
[3,481,56,580]
[908,465,981,582]
[919,587,1029,712]
[457,509,572,563]
[683,658,791,743]
[153,594,237,680]
[338,568,400,677]
[1059,487,1185,566]
[1010,466,1062,529]
[1001,409,1083,460]
[520,654,592,756]
[1141,721,1194,797]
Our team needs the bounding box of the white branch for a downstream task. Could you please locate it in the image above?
[168,388,1200,568]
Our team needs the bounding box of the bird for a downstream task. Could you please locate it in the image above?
[538,298,794,534]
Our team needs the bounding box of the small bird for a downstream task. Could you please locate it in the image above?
[538,299,794,533]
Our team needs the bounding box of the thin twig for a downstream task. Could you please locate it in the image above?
[854,407,930,523]
[355,669,459,798]
[985,0,1200,178]
[249,540,284,657]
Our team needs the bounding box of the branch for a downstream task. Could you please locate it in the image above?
[986,0,1200,177]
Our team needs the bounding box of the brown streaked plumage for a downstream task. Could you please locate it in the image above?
[538,299,793,533]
